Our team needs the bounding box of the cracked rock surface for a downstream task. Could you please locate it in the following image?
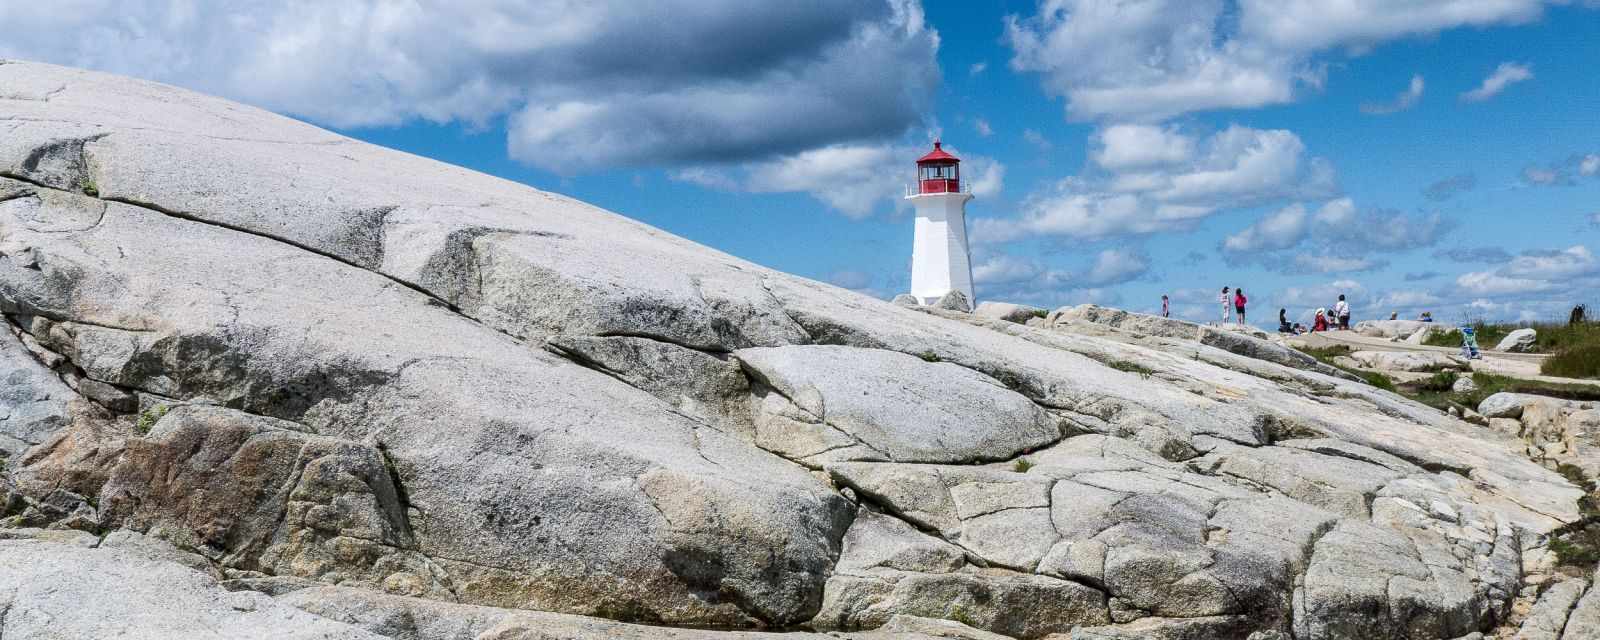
[0,61,1595,639]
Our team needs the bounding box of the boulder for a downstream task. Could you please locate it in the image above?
[0,539,382,639]
[737,345,1062,466]
[891,294,920,307]
[1354,319,1431,338]
[1453,376,1480,394]
[934,290,972,313]
[1349,350,1465,372]
[1496,328,1538,353]
[1403,327,1435,344]
[973,301,1044,324]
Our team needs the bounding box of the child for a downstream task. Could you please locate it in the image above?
[1218,287,1232,324]
[1459,325,1481,360]
[1233,288,1247,326]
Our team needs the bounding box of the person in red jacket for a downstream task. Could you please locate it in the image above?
[1233,288,1247,326]
[1313,308,1329,332]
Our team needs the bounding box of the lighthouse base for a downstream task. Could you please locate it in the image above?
[908,192,974,307]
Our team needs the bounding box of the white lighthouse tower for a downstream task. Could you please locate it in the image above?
[906,140,975,306]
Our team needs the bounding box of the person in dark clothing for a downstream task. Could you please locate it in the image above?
[1162,295,1170,318]
[1278,308,1293,333]
[1233,288,1247,326]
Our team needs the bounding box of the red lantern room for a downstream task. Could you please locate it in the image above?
[915,140,961,195]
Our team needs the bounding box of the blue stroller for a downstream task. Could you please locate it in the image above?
[1459,325,1481,360]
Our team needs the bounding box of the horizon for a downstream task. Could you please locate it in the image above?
[6,1,1596,325]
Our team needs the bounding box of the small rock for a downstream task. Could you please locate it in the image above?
[934,290,972,313]
[1452,376,1479,394]
[891,293,920,307]
[973,301,1045,324]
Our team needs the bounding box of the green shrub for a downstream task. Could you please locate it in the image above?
[1299,345,1353,363]
[1551,524,1600,569]
[1421,329,1463,348]
[1543,344,1600,379]
[918,351,941,363]
[134,404,170,436]
[1030,308,1049,319]
[1363,372,1396,392]
[1415,371,1459,393]
[1012,459,1034,473]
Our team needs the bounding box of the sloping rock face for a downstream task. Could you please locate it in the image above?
[0,62,1591,639]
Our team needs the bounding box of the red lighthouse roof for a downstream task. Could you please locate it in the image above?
[916,140,959,164]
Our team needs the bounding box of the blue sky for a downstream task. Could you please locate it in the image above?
[5,0,1597,325]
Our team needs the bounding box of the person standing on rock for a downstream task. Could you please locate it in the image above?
[1218,287,1232,324]
[1335,295,1350,331]
[1233,288,1248,326]
[1162,295,1170,318]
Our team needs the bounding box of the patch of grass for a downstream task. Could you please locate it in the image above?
[1543,344,1600,379]
[1415,371,1460,393]
[917,351,941,363]
[1108,360,1154,378]
[81,177,98,197]
[1557,463,1599,517]
[1012,459,1034,473]
[1463,372,1600,406]
[1029,308,1049,319]
[946,604,979,628]
[1362,371,1396,392]
[1550,524,1600,570]
[1422,319,1600,357]
[134,404,169,436]
[1298,344,1399,391]
[1299,344,1353,363]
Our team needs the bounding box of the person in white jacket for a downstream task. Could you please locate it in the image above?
[1218,287,1232,324]
[1334,295,1350,330]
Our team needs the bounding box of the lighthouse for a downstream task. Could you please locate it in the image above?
[906,140,975,306]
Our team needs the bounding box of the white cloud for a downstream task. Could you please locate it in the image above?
[1454,271,1555,297]
[1003,1,1571,122]
[1220,197,1447,272]
[1360,74,1424,114]
[1581,154,1600,176]
[1022,129,1054,150]
[970,61,989,75]
[974,118,994,138]
[1223,204,1309,253]
[0,0,940,174]
[1523,166,1563,185]
[1460,62,1534,102]
[1500,245,1598,280]
[1292,254,1387,273]
[968,249,1144,306]
[972,255,1048,286]
[1093,124,1194,170]
[1453,245,1597,297]
[1082,248,1150,286]
[827,269,876,293]
[1274,279,1367,311]
[673,141,1004,218]
[977,125,1334,243]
